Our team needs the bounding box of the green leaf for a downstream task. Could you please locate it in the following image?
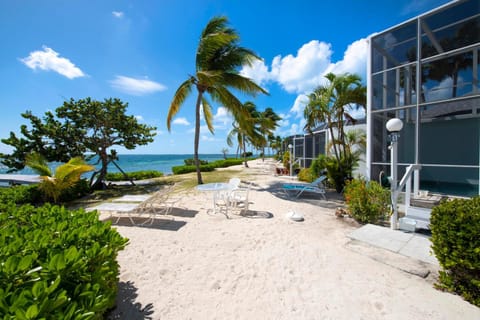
[25,304,39,319]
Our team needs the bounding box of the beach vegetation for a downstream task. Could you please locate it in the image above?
[105,170,164,181]
[167,16,267,184]
[172,158,245,175]
[227,101,265,168]
[221,148,229,159]
[343,178,390,224]
[184,158,209,166]
[0,203,128,318]
[25,152,94,203]
[303,72,366,192]
[0,97,157,190]
[430,197,480,307]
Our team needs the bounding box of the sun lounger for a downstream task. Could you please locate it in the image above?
[282,176,327,199]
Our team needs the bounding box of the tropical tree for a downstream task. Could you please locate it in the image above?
[257,107,281,161]
[25,152,95,203]
[227,101,264,167]
[221,147,229,159]
[1,98,157,190]
[167,16,267,184]
[304,72,366,192]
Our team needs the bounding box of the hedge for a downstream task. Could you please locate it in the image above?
[0,204,128,319]
[430,197,480,307]
[105,170,163,181]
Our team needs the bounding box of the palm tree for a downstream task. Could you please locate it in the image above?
[25,152,94,203]
[227,101,264,168]
[304,72,366,192]
[258,107,281,161]
[167,16,267,184]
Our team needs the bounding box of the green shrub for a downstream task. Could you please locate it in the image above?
[0,184,42,206]
[0,203,128,318]
[310,155,326,179]
[343,178,390,224]
[430,197,480,307]
[210,158,244,168]
[58,178,91,203]
[105,170,163,181]
[183,158,208,166]
[171,164,215,175]
[297,168,314,182]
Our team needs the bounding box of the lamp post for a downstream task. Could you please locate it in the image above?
[288,144,293,177]
[386,118,403,230]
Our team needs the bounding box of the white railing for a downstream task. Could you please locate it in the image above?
[391,164,422,228]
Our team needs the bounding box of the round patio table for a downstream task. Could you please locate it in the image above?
[196,183,233,215]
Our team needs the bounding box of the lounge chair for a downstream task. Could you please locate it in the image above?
[282,176,327,199]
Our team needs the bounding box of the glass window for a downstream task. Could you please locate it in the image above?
[419,99,479,166]
[420,166,479,197]
[421,51,475,102]
[372,20,418,73]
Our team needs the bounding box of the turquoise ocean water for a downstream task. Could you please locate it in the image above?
[0,154,226,176]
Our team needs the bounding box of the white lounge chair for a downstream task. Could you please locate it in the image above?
[282,176,327,199]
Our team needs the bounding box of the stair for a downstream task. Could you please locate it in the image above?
[402,206,431,230]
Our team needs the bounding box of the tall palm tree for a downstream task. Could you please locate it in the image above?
[25,152,94,203]
[227,101,264,168]
[167,16,267,184]
[304,72,366,192]
[258,107,281,161]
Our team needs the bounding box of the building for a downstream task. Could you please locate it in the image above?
[366,0,479,197]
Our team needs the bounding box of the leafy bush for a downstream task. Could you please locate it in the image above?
[210,158,244,168]
[310,154,327,179]
[430,197,480,307]
[324,154,358,193]
[297,168,314,182]
[0,203,128,318]
[171,164,215,175]
[58,178,91,203]
[172,158,246,175]
[105,170,163,181]
[0,184,42,206]
[183,158,208,166]
[343,178,390,224]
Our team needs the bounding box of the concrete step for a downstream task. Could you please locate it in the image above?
[403,206,431,230]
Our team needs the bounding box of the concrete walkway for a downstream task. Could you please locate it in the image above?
[347,224,439,278]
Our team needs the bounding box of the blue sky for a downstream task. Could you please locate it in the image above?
[0,0,451,155]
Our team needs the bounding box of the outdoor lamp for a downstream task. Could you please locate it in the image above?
[288,144,293,177]
[386,118,403,230]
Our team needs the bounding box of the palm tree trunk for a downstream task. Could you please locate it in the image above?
[194,92,204,184]
[243,134,249,167]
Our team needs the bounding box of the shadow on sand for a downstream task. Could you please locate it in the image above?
[106,281,154,320]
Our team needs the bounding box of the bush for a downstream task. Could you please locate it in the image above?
[297,168,314,182]
[343,178,390,224]
[430,197,480,307]
[183,158,208,166]
[105,170,163,181]
[0,184,43,206]
[58,179,91,203]
[0,203,128,318]
[171,164,215,175]
[210,158,244,168]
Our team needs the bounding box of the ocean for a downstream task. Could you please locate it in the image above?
[0,154,227,176]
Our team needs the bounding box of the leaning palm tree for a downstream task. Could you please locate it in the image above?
[167,16,267,184]
[26,152,95,203]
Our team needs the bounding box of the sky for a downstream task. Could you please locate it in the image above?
[0,0,452,155]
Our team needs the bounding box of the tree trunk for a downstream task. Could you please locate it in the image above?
[91,150,109,189]
[194,91,204,184]
[243,134,249,168]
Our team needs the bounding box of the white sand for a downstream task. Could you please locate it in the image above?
[106,159,480,320]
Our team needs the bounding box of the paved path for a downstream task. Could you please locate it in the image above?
[0,174,40,184]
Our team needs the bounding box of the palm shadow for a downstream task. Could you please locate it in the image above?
[106,281,154,320]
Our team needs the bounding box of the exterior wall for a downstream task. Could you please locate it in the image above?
[367,0,480,197]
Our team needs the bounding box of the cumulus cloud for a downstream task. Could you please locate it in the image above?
[240,38,368,97]
[110,75,166,95]
[20,46,85,79]
[325,38,368,77]
[112,11,124,18]
[135,115,144,121]
[172,117,190,126]
[289,94,309,118]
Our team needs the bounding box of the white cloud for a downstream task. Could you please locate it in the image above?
[110,75,167,95]
[289,94,309,118]
[240,59,270,85]
[172,117,190,126]
[271,40,333,94]
[135,115,144,121]
[213,106,233,129]
[112,11,124,18]
[325,38,368,77]
[20,46,85,79]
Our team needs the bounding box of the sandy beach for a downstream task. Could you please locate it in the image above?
[105,159,480,320]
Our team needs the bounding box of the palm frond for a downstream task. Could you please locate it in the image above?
[25,152,52,177]
[201,97,215,134]
[167,78,195,131]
